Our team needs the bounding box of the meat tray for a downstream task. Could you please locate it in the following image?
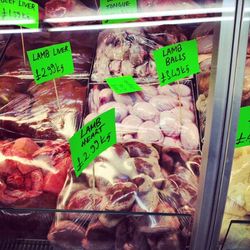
[0,138,71,209]
[91,26,189,83]
[86,80,201,152]
[0,77,87,140]
[0,30,98,80]
[46,141,199,249]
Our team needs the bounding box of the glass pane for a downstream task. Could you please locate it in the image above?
[219,18,250,248]
[0,0,236,249]
[222,221,250,250]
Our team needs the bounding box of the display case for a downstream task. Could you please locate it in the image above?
[0,0,246,249]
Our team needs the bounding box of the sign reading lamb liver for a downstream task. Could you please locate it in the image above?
[27,42,74,84]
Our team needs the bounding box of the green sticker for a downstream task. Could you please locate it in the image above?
[153,40,200,86]
[106,76,142,94]
[0,0,39,29]
[27,42,74,84]
[69,109,117,177]
[100,0,137,24]
[235,106,250,148]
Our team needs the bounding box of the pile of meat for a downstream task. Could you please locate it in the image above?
[0,78,87,140]
[86,82,199,150]
[1,31,97,79]
[48,141,200,249]
[0,138,71,208]
[0,77,31,109]
[91,26,187,82]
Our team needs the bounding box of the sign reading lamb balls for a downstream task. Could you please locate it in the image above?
[0,0,39,29]
[100,0,137,24]
[69,109,117,177]
[106,75,142,94]
[153,40,200,86]
[27,42,74,84]
[235,106,250,148]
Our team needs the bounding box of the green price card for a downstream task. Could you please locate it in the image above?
[0,0,39,29]
[106,75,142,94]
[100,0,137,24]
[153,40,200,86]
[69,108,117,177]
[235,106,250,148]
[27,42,74,84]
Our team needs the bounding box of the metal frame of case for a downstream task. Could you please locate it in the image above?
[208,0,250,249]
[191,0,250,249]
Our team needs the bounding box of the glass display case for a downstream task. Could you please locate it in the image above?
[0,0,247,249]
[207,0,250,249]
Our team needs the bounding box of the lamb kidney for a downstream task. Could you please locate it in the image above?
[180,122,200,150]
[170,106,195,123]
[137,121,164,143]
[159,111,181,137]
[121,115,143,133]
[170,84,191,97]
[98,102,128,122]
[130,102,159,121]
[149,95,178,112]
[140,85,158,102]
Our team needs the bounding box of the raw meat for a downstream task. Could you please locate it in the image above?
[137,121,164,143]
[98,102,128,122]
[121,115,143,134]
[140,85,158,102]
[180,122,200,150]
[0,79,87,140]
[87,83,200,150]
[150,95,178,111]
[92,27,186,82]
[130,102,159,121]
[160,111,181,137]
[1,31,97,78]
[48,142,199,249]
[0,138,71,208]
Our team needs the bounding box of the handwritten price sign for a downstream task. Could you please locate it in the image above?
[100,0,137,24]
[153,40,200,86]
[27,42,74,84]
[69,109,117,177]
[106,75,142,94]
[235,106,250,148]
[0,0,38,29]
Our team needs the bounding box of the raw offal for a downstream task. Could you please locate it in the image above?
[0,78,86,140]
[87,82,200,150]
[91,26,187,82]
[48,141,200,249]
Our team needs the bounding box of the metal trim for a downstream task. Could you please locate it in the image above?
[190,0,241,249]
[207,0,250,248]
